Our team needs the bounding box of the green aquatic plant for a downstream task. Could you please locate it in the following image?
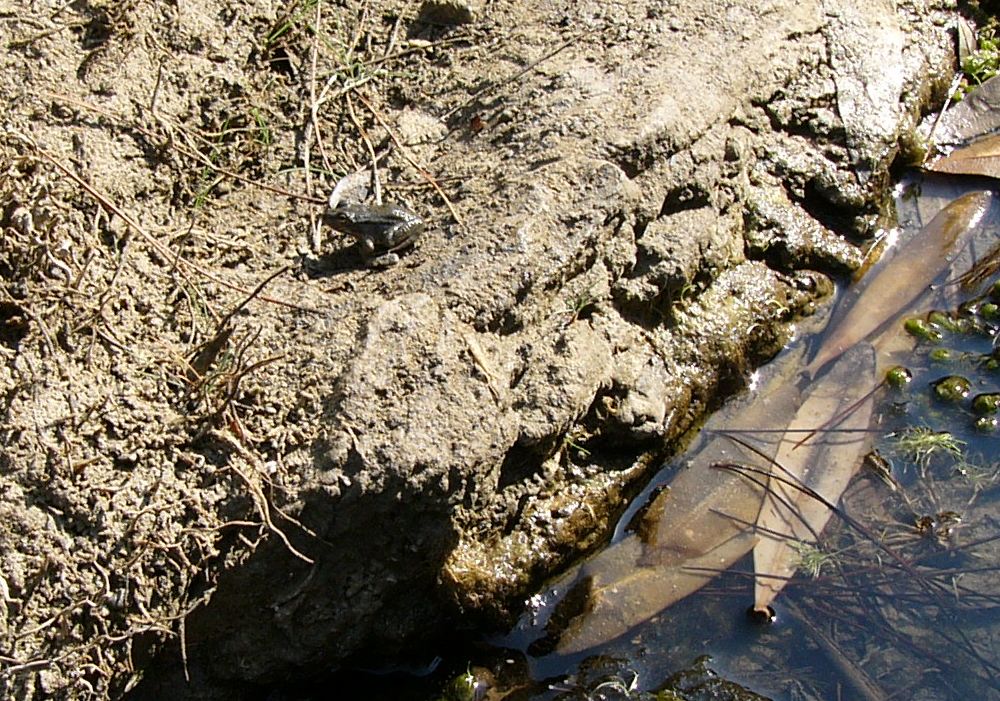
[929,348,957,364]
[973,415,998,431]
[792,542,843,579]
[954,457,1000,491]
[441,666,488,701]
[972,392,1000,415]
[904,317,943,342]
[931,374,972,402]
[892,427,965,469]
[885,365,912,388]
[955,25,1000,101]
[926,310,970,334]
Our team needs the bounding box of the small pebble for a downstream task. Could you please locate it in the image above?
[418,0,481,25]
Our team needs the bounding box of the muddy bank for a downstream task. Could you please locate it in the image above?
[0,0,959,698]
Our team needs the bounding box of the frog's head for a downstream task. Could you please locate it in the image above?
[323,203,366,231]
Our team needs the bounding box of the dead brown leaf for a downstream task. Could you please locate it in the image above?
[754,343,876,612]
[927,134,1000,179]
[807,190,993,376]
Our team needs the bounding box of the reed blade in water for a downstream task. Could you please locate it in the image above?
[753,343,876,612]
[806,190,993,377]
[550,359,808,654]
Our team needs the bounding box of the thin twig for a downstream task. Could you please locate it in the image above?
[180,617,190,682]
[345,93,382,204]
[304,0,323,250]
[714,439,967,608]
[345,0,371,62]
[215,266,292,333]
[354,91,463,224]
[923,72,966,164]
[214,431,315,564]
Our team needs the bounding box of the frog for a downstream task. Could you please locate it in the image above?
[324,202,424,267]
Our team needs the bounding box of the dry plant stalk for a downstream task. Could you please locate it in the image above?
[17,133,320,315]
[354,91,464,225]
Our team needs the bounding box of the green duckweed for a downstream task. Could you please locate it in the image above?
[932,375,972,402]
[905,318,943,342]
[974,415,998,432]
[971,392,1000,415]
[926,311,966,334]
[443,668,487,701]
[929,348,957,364]
[885,366,913,388]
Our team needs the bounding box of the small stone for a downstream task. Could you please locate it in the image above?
[418,0,481,25]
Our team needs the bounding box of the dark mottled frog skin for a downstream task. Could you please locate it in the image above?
[324,202,424,266]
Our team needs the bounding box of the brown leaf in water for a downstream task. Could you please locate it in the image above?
[552,367,806,654]
[553,346,876,653]
[807,190,993,377]
[927,134,1000,180]
[554,525,758,655]
[552,435,782,654]
[753,343,876,612]
[549,188,991,653]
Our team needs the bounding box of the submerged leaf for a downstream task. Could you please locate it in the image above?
[552,451,767,654]
[807,190,993,377]
[553,530,758,655]
[551,362,807,654]
[546,185,992,650]
[753,343,876,612]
